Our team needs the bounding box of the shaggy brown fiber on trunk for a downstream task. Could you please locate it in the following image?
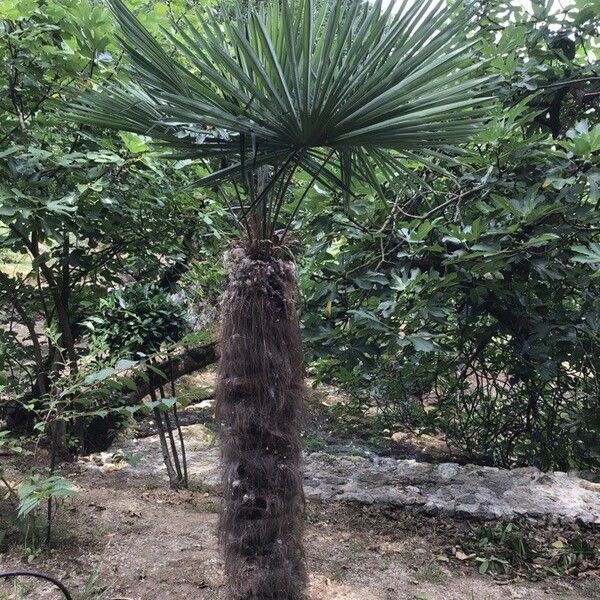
[216,241,307,600]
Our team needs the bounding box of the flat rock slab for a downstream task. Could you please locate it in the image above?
[82,424,600,524]
[306,452,600,523]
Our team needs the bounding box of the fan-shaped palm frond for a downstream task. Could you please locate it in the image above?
[71,0,496,238]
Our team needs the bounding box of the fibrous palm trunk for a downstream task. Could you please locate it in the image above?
[216,241,307,600]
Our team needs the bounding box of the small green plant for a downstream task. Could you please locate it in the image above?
[83,285,191,488]
[0,579,27,600]
[16,474,76,521]
[476,555,510,575]
[417,560,445,584]
[1,430,76,553]
[347,539,365,554]
[77,567,102,600]
[544,538,597,576]
[459,521,599,578]
[477,522,532,564]
[302,433,328,453]
[15,473,76,553]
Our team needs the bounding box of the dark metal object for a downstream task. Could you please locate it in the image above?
[0,571,73,600]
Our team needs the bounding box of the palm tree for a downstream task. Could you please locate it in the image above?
[71,0,495,597]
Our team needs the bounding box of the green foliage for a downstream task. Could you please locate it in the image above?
[301,0,600,470]
[455,521,599,578]
[0,429,27,460]
[0,0,226,399]
[476,523,532,566]
[16,474,75,520]
[86,284,187,358]
[1,430,76,554]
[0,0,221,549]
[71,0,496,242]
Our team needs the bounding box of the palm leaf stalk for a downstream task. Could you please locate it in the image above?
[70,0,495,597]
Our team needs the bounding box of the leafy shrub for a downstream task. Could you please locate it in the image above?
[86,284,188,359]
[301,1,600,471]
[456,521,599,578]
[0,432,76,554]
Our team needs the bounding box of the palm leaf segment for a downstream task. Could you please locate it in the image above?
[72,0,495,236]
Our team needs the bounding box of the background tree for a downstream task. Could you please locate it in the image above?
[0,0,227,549]
[71,0,496,597]
[0,0,227,451]
[300,0,600,471]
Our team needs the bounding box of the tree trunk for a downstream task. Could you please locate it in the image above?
[216,242,307,600]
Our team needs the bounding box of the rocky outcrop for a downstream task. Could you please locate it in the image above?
[304,452,600,523]
[84,424,600,524]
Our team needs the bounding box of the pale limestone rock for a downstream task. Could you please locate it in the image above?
[83,424,600,523]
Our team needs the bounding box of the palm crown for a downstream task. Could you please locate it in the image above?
[72,0,495,239]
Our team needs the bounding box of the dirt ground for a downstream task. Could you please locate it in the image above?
[1,462,599,600]
[2,372,599,599]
